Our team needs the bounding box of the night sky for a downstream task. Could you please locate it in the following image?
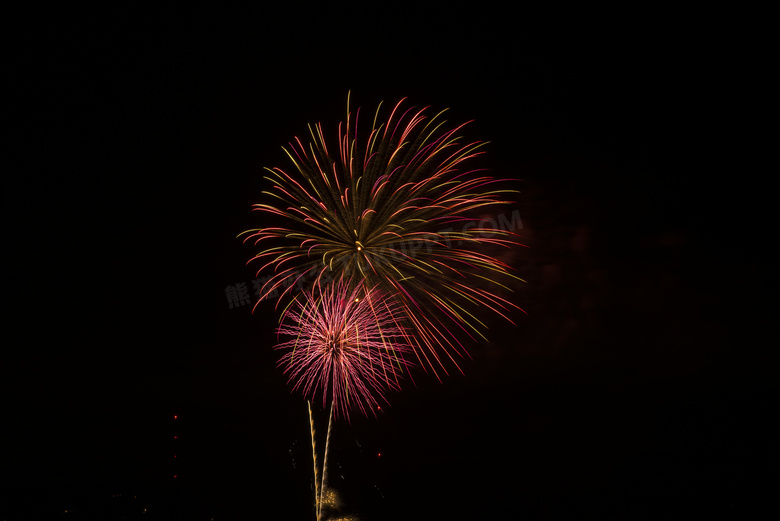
[4,5,773,520]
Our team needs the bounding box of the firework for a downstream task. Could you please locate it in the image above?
[243,94,524,378]
[275,278,410,421]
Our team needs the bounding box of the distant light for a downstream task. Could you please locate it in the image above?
[377,452,381,457]
[173,415,178,420]
[173,435,178,439]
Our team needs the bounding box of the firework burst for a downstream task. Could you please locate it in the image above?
[243,93,524,378]
[275,278,410,421]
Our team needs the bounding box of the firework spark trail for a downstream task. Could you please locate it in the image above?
[308,401,320,518]
[243,94,525,379]
[319,401,333,521]
[275,278,411,421]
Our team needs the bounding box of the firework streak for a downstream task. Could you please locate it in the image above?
[276,279,411,420]
[243,94,524,379]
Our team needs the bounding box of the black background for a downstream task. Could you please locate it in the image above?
[4,5,773,520]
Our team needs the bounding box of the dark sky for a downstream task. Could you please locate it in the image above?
[5,5,773,520]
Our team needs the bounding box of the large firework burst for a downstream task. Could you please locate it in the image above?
[243,94,523,378]
[275,278,410,421]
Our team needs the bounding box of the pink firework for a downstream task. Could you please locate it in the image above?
[274,278,411,420]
